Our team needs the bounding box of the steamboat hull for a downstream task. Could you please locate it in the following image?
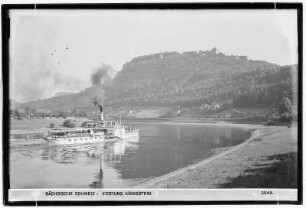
[113,129,140,139]
[121,131,139,139]
[44,135,105,145]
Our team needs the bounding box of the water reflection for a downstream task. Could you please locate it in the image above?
[90,166,104,188]
[113,124,248,179]
[10,123,250,188]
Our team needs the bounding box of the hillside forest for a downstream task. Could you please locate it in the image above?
[12,48,298,121]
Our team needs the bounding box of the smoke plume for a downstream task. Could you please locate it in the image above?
[91,87,105,113]
[11,16,86,102]
[90,64,115,113]
[90,64,113,86]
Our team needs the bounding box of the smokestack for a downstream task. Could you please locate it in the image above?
[100,112,104,121]
[99,105,104,121]
[91,87,105,121]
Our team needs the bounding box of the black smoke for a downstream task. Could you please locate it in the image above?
[91,87,105,113]
[92,96,103,113]
[90,64,113,86]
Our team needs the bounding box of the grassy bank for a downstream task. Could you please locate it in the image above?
[220,152,297,188]
[136,125,297,189]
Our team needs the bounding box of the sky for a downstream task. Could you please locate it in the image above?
[10,9,298,103]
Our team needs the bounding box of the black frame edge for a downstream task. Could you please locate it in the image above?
[1,2,303,206]
[2,3,10,206]
[297,2,303,205]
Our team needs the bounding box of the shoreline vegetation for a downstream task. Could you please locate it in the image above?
[10,118,297,189]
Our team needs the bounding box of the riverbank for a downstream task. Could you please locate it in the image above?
[136,125,297,188]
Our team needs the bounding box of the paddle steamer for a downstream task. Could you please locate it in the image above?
[43,107,139,145]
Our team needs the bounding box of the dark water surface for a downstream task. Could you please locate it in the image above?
[10,122,251,188]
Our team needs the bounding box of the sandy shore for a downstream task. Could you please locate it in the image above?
[135,124,297,188]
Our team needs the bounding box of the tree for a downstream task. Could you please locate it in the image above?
[279,97,292,115]
[49,123,55,128]
[77,111,88,118]
[279,97,292,122]
[24,107,30,117]
[58,111,67,118]
[63,119,76,128]
[14,109,21,120]
[71,109,77,117]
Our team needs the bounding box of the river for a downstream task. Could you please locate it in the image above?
[10,122,251,188]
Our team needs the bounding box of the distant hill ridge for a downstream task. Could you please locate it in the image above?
[18,49,297,112]
[54,92,75,97]
[10,99,21,108]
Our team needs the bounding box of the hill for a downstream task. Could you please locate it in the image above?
[54,92,75,97]
[10,99,22,108]
[16,49,297,118]
[19,87,104,111]
[110,49,296,108]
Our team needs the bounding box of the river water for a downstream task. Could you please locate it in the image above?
[10,122,251,189]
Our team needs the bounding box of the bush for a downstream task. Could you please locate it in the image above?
[266,119,275,126]
[63,119,76,128]
[279,97,292,115]
[279,113,292,122]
